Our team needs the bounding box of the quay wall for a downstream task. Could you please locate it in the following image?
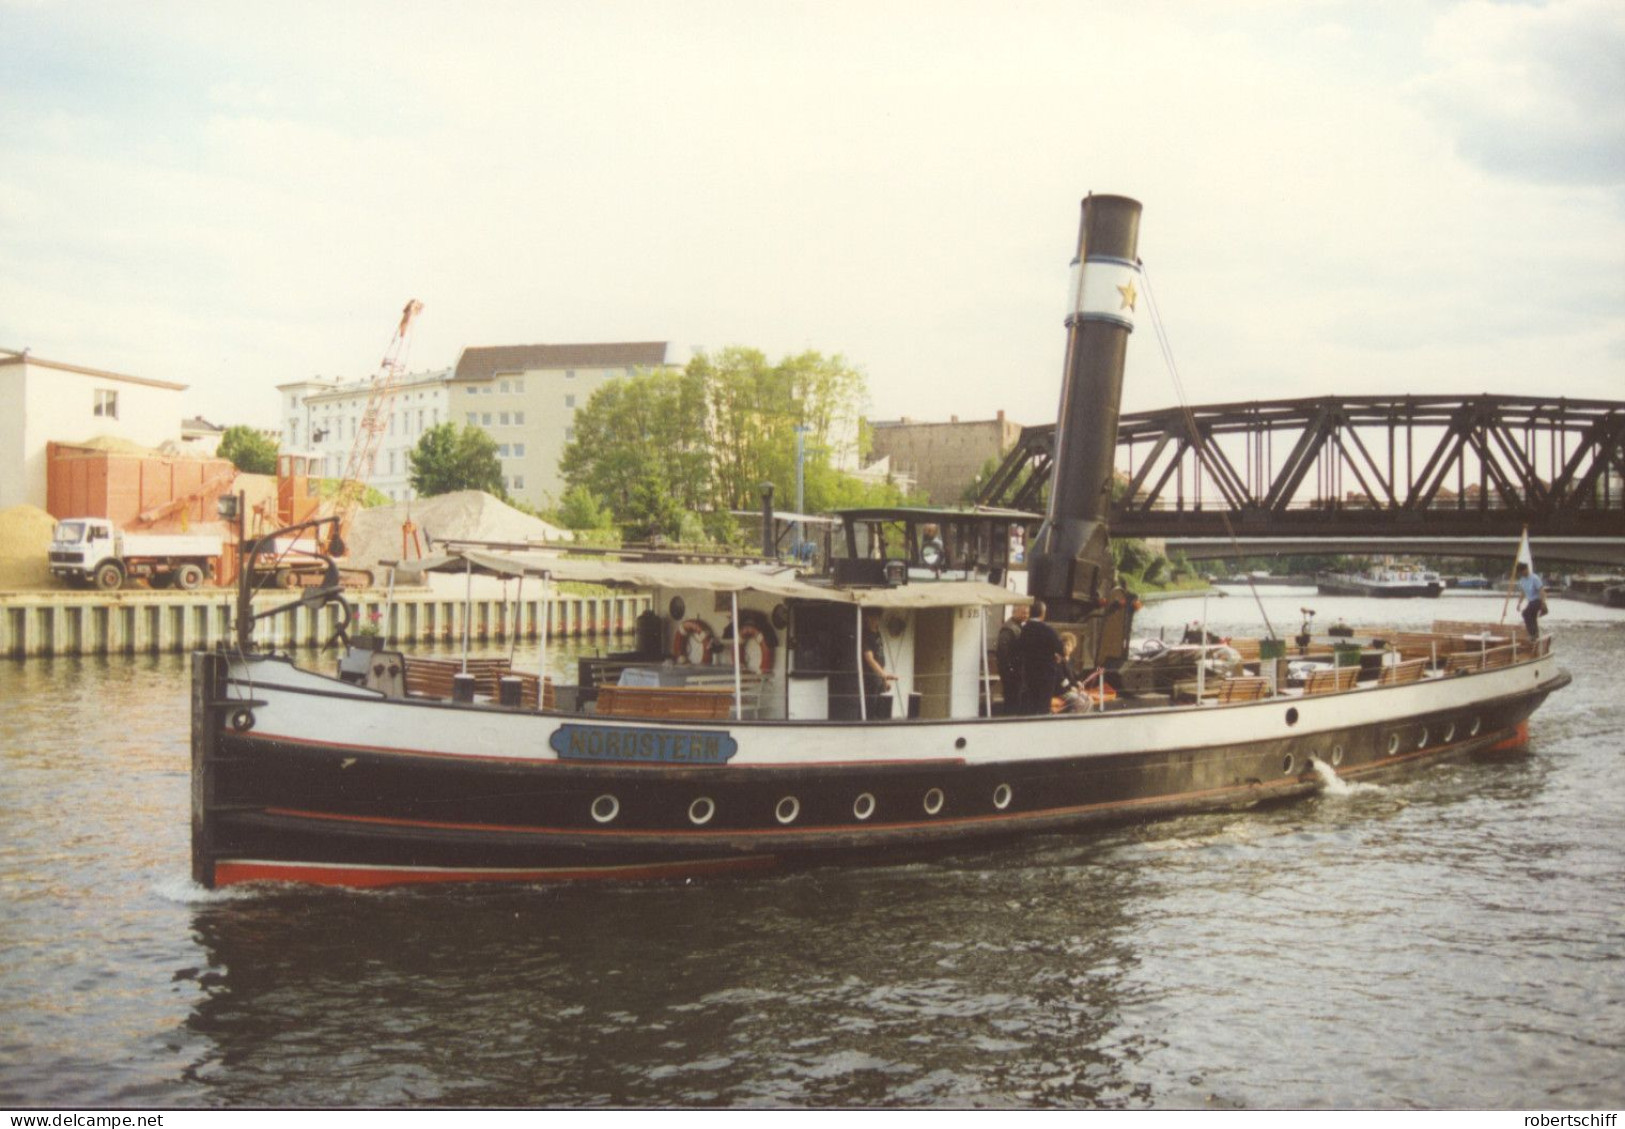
[0,588,648,658]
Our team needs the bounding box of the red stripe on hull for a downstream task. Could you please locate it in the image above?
[213,854,779,889]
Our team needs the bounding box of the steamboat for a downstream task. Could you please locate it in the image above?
[191,195,1569,888]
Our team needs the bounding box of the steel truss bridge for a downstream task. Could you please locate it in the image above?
[978,395,1625,566]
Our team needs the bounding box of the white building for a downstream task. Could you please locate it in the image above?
[277,369,452,502]
[0,349,188,511]
[449,342,692,505]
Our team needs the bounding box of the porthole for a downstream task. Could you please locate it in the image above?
[923,788,945,816]
[853,792,877,821]
[590,794,620,824]
[1418,728,1429,749]
[775,796,801,825]
[1286,707,1300,727]
[1282,754,1297,776]
[1387,733,1400,756]
[955,737,967,750]
[1470,716,1482,737]
[229,709,255,732]
[993,783,1013,810]
[1443,722,1455,743]
[688,797,716,826]
[1330,744,1344,767]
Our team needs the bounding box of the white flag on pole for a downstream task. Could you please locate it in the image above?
[1515,528,1534,572]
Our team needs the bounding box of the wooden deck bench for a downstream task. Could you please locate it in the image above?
[596,685,737,720]
[404,656,553,708]
[1444,651,1484,674]
[1303,666,1359,695]
[1377,659,1427,686]
[1217,675,1272,703]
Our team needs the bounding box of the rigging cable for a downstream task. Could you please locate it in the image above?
[1137,258,1278,641]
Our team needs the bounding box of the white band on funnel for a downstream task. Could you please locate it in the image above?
[1067,256,1140,331]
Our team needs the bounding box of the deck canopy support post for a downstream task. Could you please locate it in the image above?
[731,591,743,717]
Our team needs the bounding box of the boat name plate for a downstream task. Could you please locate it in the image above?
[549,724,739,765]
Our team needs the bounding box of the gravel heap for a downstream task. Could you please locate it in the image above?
[344,491,569,572]
[0,506,61,590]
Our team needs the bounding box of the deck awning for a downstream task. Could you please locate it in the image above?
[394,549,1028,609]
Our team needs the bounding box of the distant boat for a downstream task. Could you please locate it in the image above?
[1559,575,1625,606]
[1317,565,1443,599]
[1448,576,1491,590]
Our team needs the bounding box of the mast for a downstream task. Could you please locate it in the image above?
[1027,193,1142,665]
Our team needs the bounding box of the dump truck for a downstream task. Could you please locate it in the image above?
[49,518,222,590]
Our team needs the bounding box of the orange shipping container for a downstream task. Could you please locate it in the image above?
[47,442,238,532]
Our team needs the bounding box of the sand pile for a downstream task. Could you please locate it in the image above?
[0,506,61,590]
[344,491,569,572]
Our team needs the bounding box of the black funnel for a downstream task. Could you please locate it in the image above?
[1028,193,1142,626]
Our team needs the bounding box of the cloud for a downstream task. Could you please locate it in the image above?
[1411,0,1625,186]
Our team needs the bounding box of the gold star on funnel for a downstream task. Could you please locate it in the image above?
[1117,279,1138,311]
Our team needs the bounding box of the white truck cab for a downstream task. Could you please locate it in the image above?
[49,518,222,591]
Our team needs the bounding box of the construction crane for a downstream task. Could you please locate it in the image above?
[241,299,423,590]
[328,298,424,549]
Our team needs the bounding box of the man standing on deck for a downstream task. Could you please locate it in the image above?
[1515,562,1548,640]
[1017,599,1066,715]
[995,603,1029,716]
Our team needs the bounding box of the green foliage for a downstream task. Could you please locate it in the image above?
[315,479,390,508]
[408,422,505,498]
[218,426,278,475]
[560,346,881,543]
[554,485,615,533]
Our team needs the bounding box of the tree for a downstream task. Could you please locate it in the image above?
[559,346,882,541]
[218,426,278,475]
[408,422,505,498]
[559,366,711,539]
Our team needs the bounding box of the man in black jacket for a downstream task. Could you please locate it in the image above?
[1017,599,1065,715]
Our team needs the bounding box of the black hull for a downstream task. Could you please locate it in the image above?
[192,655,1566,888]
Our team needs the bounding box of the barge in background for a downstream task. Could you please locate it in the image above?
[1317,564,1444,599]
[190,194,1569,888]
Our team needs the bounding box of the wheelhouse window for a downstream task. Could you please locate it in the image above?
[94,389,118,419]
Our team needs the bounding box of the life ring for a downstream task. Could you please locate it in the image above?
[738,624,775,673]
[672,619,715,665]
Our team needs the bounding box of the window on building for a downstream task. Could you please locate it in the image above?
[467,386,478,395]
[513,475,524,490]
[498,444,510,457]
[483,385,492,394]
[388,451,396,473]
[513,443,525,457]
[467,412,478,425]
[514,411,525,425]
[514,379,524,393]
[93,389,118,419]
[418,409,425,431]
[499,380,510,394]
[500,412,510,426]
[565,394,575,408]
[566,370,576,379]
[482,413,492,426]
[565,426,576,441]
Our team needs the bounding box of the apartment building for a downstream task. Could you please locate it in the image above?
[277,369,453,502]
[449,342,692,505]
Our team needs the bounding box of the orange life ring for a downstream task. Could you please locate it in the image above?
[738,624,775,673]
[672,619,714,665]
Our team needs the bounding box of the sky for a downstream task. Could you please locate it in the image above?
[1,0,1621,434]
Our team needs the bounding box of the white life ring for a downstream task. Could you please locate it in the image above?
[672,619,714,665]
[739,624,774,673]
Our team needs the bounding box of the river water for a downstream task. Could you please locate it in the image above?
[2,591,1622,1109]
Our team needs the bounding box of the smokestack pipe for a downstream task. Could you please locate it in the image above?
[1028,193,1143,622]
[760,482,775,559]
